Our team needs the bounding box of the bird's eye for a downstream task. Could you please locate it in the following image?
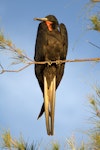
[52,23,56,29]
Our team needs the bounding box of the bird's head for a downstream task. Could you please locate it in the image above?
[34,15,59,31]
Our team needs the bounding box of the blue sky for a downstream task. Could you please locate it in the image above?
[0,0,100,145]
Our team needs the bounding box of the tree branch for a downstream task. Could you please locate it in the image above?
[32,57,100,65]
[0,63,31,74]
[0,31,100,74]
[0,57,100,74]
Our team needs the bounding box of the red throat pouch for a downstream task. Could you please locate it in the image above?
[45,21,53,31]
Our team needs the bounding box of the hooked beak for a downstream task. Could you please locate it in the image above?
[34,17,53,32]
[34,17,48,22]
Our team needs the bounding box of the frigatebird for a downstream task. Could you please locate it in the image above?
[34,15,68,135]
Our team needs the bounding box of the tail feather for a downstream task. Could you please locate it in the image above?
[44,75,56,135]
[50,76,56,135]
[37,103,44,119]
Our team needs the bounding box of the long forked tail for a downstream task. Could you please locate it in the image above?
[44,75,56,135]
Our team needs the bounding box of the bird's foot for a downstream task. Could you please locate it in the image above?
[47,60,52,66]
[56,60,62,65]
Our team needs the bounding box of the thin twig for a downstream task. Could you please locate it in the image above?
[0,33,100,74]
[32,57,100,64]
[0,63,31,74]
[0,38,33,62]
[88,41,100,49]
[10,139,18,148]
[0,57,100,74]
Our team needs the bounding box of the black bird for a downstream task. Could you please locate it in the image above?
[34,15,68,135]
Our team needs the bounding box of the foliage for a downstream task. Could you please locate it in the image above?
[1,131,25,150]
[91,0,100,2]
[0,31,34,73]
[0,1,100,150]
[66,86,100,150]
[0,86,100,150]
[66,136,85,150]
[1,131,41,150]
[83,0,100,32]
[87,86,100,150]
[90,15,100,31]
[89,0,100,31]
[0,31,26,64]
[51,142,60,150]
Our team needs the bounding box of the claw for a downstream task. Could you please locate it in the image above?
[56,60,62,65]
[47,60,52,66]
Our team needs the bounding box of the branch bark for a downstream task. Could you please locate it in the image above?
[0,32,100,74]
[0,57,100,74]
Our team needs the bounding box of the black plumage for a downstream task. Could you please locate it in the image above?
[34,15,68,135]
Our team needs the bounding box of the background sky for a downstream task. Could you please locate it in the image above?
[0,0,100,146]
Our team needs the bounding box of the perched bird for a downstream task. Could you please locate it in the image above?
[34,15,68,135]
